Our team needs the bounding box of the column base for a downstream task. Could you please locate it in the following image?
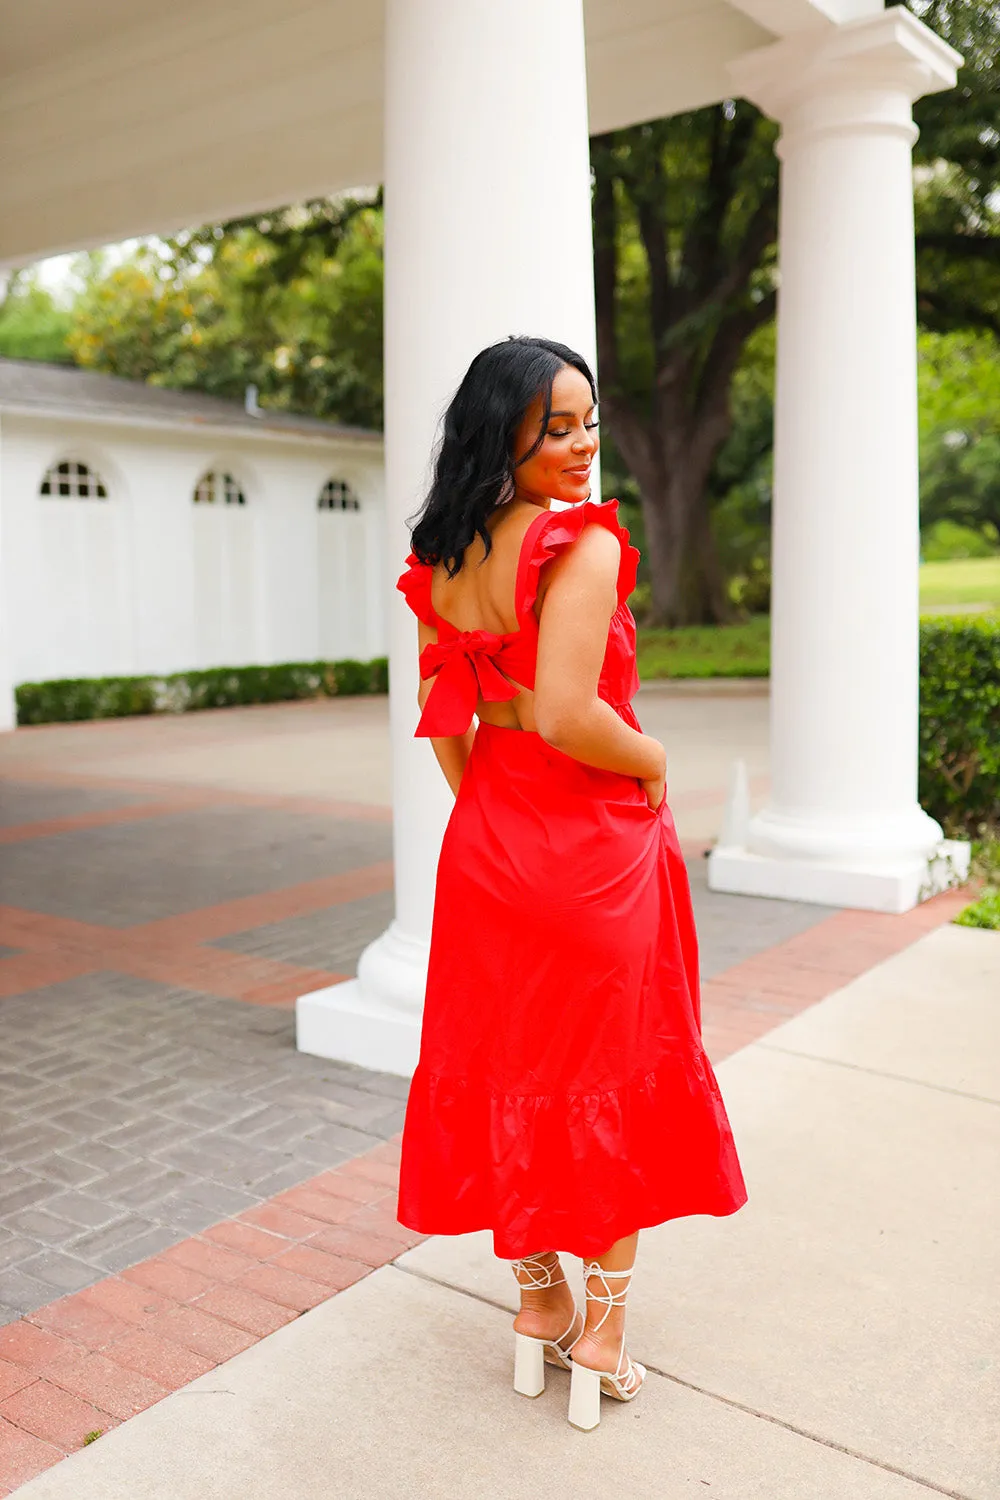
[296,919,427,1077]
[296,979,421,1078]
[707,839,970,915]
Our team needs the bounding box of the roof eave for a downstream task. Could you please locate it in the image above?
[0,401,383,449]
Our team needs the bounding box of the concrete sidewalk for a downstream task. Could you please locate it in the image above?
[13,922,998,1500]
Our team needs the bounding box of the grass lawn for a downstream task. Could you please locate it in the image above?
[635,558,1000,680]
[918,556,1000,613]
[636,614,770,680]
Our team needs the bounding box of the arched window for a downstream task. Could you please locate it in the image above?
[39,459,108,499]
[317,478,360,511]
[193,470,246,506]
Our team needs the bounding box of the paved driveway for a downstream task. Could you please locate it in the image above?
[0,691,824,1329]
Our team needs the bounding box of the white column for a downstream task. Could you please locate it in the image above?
[0,417,15,733]
[709,9,966,915]
[297,0,598,1074]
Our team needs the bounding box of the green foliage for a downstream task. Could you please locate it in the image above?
[708,323,775,612]
[0,274,74,362]
[957,835,1000,929]
[593,0,999,623]
[163,197,384,427]
[15,658,389,726]
[903,0,1000,338]
[971,835,1000,885]
[15,676,158,724]
[712,328,1000,582]
[917,330,1000,542]
[954,834,1000,927]
[68,250,190,383]
[591,104,780,623]
[918,616,1000,834]
[65,202,384,429]
[635,611,999,838]
[954,887,1000,927]
[324,658,388,696]
[921,519,999,560]
[165,665,326,713]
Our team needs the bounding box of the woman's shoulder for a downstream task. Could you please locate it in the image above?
[396,551,438,626]
[519,499,640,614]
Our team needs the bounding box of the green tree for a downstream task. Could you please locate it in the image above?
[908,0,1000,335]
[592,107,779,625]
[67,201,384,429]
[68,250,189,381]
[703,325,1000,595]
[37,0,999,623]
[592,0,1000,624]
[917,329,1000,543]
[163,194,384,427]
[0,273,73,363]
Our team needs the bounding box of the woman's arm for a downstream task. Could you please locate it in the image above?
[533,525,666,788]
[417,619,475,797]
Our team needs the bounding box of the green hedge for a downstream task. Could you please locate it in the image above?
[14,620,1000,840]
[920,617,1000,836]
[15,658,389,727]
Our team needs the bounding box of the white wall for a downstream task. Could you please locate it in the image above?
[1,413,386,685]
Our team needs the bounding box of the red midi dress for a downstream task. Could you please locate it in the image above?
[395,499,747,1259]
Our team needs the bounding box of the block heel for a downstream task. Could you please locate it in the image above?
[566,1262,647,1428]
[510,1253,583,1399]
[513,1331,546,1397]
[568,1361,602,1430]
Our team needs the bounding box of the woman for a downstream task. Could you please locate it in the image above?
[396,336,746,1430]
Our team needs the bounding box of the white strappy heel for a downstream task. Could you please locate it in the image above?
[568,1263,647,1430]
[511,1254,584,1398]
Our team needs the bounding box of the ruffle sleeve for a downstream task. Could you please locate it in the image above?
[396,552,438,627]
[516,499,640,619]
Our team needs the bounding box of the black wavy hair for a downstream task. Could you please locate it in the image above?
[409,335,597,576]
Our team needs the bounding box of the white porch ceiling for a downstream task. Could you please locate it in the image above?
[0,0,881,266]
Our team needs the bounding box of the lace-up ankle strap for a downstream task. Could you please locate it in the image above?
[580,1262,635,1336]
[511,1253,566,1291]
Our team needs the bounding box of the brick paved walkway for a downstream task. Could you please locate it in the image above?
[0,703,836,1331]
[0,701,972,1494]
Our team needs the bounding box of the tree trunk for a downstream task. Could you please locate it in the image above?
[640,461,733,627]
[607,394,736,627]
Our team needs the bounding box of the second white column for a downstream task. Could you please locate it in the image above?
[298,0,598,1073]
[710,10,964,914]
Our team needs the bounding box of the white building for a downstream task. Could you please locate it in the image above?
[0,359,386,687]
[0,0,966,1076]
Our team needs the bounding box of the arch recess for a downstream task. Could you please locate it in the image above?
[317,477,361,511]
[193,469,246,506]
[39,458,108,499]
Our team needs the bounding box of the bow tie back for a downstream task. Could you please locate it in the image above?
[416,630,519,737]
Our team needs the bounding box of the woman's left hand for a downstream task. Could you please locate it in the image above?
[641,773,666,811]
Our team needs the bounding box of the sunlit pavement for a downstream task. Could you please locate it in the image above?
[0,696,990,1495]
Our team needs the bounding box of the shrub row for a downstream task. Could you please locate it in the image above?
[13,620,999,839]
[919,617,1000,837]
[15,658,390,727]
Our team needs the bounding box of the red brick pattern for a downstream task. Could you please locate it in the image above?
[0,766,393,828]
[0,756,392,1007]
[0,1138,418,1495]
[0,796,209,847]
[0,858,394,1006]
[0,878,972,1491]
[0,735,974,1492]
[698,885,972,1059]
